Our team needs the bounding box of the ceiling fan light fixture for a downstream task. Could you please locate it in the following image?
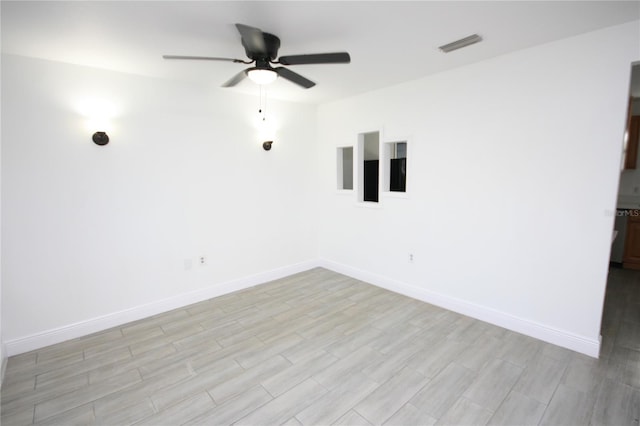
[163,24,349,89]
[247,68,278,85]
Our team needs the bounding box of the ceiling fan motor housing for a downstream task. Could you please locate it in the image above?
[242,32,281,61]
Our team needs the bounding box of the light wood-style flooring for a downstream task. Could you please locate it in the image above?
[1,267,639,425]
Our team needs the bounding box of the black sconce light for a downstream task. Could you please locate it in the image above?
[262,141,273,151]
[92,131,109,146]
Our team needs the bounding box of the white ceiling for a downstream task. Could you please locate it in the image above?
[2,1,639,104]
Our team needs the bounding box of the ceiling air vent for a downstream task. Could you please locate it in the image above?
[438,34,483,53]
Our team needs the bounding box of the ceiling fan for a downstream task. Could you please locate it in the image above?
[163,23,351,89]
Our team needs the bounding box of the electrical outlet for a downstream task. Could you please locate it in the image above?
[408,253,414,263]
[199,256,206,266]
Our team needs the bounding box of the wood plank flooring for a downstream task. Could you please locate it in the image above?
[1,267,639,425]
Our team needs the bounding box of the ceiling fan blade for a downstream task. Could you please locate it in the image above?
[222,69,248,87]
[163,55,248,63]
[235,23,267,54]
[274,67,315,89]
[278,52,351,66]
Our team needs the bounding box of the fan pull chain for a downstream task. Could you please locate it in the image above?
[263,87,267,122]
[258,85,267,122]
[258,85,262,116]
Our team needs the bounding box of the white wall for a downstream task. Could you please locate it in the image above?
[1,55,318,353]
[0,45,5,383]
[317,21,640,356]
[3,21,638,359]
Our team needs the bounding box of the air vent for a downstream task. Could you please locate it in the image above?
[438,34,483,53]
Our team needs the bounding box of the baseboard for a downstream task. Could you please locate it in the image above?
[4,259,319,356]
[5,258,601,358]
[318,259,601,358]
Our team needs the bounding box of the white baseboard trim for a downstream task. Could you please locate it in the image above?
[5,258,601,359]
[319,259,601,358]
[4,260,319,357]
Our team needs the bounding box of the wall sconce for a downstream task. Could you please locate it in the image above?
[77,98,117,146]
[92,131,110,146]
[262,141,273,151]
